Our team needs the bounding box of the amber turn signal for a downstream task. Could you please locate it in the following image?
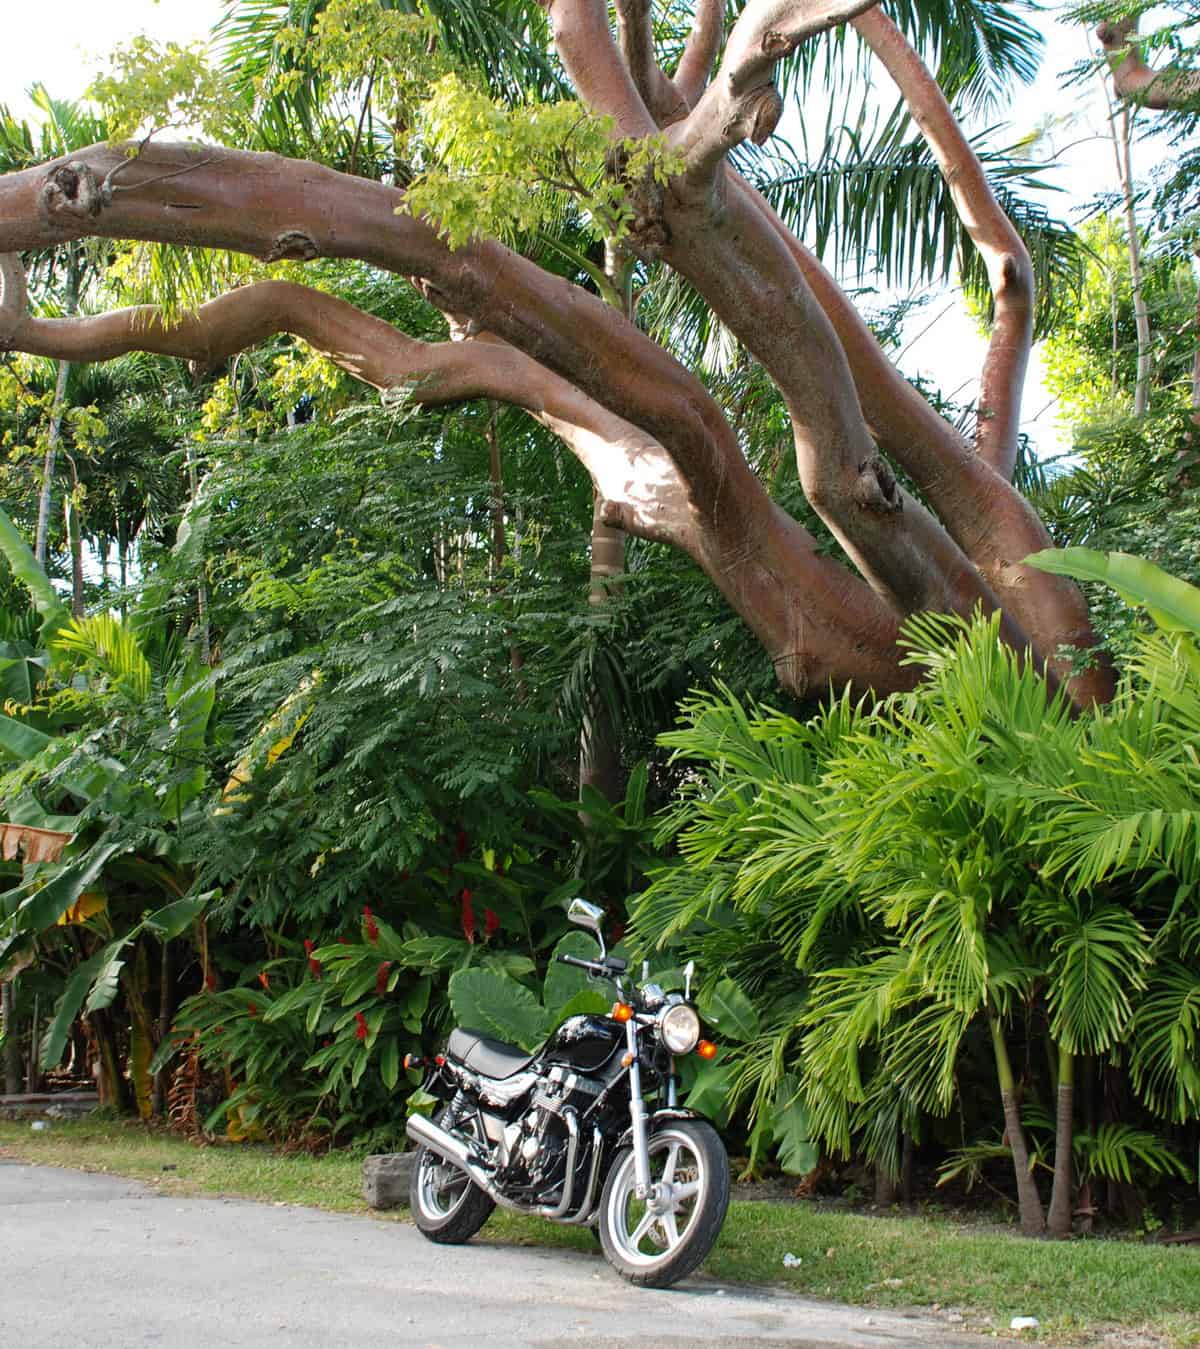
[612,1002,634,1023]
[696,1040,718,1059]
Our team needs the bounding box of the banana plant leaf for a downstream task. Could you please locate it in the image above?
[1026,548,1200,635]
[0,505,68,644]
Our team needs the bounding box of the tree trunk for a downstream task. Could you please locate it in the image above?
[34,357,72,566]
[151,938,173,1118]
[87,1008,130,1113]
[1109,103,1152,416]
[874,1164,896,1206]
[989,1012,1045,1236]
[64,469,85,617]
[578,242,632,805]
[1046,1044,1074,1238]
[2,981,22,1094]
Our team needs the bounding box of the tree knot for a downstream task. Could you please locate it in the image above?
[761,29,797,58]
[744,84,783,146]
[41,162,103,221]
[265,230,320,263]
[853,455,902,514]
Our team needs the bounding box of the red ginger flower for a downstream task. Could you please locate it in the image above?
[484,908,500,939]
[461,888,476,944]
[375,961,392,996]
[258,970,271,991]
[303,939,322,979]
[247,1002,258,1018]
[354,1011,368,1041]
[204,970,216,993]
[363,905,380,944]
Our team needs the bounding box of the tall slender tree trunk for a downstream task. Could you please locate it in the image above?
[578,243,632,803]
[151,939,173,1118]
[35,356,72,566]
[1107,100,1152,416]
[2,983,22,1094]
[64,461,85,617]
[1047,1044,1075,1238]
[34,250,79,567]
[989,1011,1045,1236]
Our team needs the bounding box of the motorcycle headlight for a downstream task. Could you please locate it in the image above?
[659,1003,701,1055]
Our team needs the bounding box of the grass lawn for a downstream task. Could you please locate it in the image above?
[2,1118,1197,1345]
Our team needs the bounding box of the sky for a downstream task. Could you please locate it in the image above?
[0,0,1157,461]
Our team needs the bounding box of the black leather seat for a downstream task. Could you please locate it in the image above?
[447,1027,536,1080]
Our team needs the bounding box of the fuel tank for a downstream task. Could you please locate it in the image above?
[540,1013,623,1073]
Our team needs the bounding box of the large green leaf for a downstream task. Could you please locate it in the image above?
[1025,548,1200,636]
[542,930,607,1014]
[447,966,548,1052]
[142,891,212,941]
[772,1074,819,1176]
[39,946,107,1069]
[0,505,68,643]
[683,1059,735,1127]
[12,835,129,934]
[699,976,761,1043]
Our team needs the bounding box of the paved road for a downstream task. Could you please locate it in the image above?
[0,1160,990,1348]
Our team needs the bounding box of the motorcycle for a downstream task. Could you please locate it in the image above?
[404,898,730,1288]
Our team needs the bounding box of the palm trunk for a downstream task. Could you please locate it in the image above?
[1107,99,1151,415]
[2,982,22,1094]
[1047,1044,1074,1238]
[578,243,631,804]
[87,1007,130,1112]
[64,471,85,617]
[989,1011,1045,1235]
[151,938,173,1118]
[34,357,72,566]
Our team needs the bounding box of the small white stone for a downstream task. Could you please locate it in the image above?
[1011,1316,1040,1331]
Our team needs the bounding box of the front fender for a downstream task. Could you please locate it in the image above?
[616,1107,707,1152]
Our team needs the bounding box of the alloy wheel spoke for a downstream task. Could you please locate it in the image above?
[660,1142,681,1186]
[631,1207,658,1247]
[672,1179,700,1204]
[662,1210,680,1248]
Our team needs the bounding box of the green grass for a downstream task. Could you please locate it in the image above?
[2,1119,1197,1345]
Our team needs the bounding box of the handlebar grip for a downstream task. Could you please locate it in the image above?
[555,953,594,970]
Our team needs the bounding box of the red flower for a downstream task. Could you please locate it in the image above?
[247,1002,258,1018]
[322,1038,331,1048]
[375,961,392,996]
[363,905,380,944]
[303,938,322,978]
[484,908,500,939]
[461,888,476,944]
[354,1011,368,1041]
[204,970,216,993]
[258,970,271,991]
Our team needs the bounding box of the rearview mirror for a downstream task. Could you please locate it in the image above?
[567,897,607,956]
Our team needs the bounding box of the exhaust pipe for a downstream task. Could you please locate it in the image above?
[406,1111,585,1221]
[406,1112,522,1213]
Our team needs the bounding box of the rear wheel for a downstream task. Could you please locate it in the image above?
[408,1110,496,1244]
[598,1119,729,1288]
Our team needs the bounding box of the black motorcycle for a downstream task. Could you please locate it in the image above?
[404,898,730,1288]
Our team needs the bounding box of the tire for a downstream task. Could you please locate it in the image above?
[597,1119,730,1288]
[408,1110,496,1245]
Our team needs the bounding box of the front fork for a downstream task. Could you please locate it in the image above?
[624,1017,656,1198]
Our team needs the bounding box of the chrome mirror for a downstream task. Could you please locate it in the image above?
[683,960,695,1000]
[567,897,607,956]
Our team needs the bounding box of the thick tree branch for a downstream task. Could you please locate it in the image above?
[667,0,880,191]
[722,173,1114,705]
[614,0,688,125]
[0,145,910,695]
[0,257,693,549]
[674,0,725,109]
[1098,17,1200,110]
[852,8,1032,481]
[540,0,658,137]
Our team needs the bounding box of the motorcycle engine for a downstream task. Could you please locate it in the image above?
[495,1066,598,1197]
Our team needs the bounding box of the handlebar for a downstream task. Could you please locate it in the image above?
[555,952,628,976]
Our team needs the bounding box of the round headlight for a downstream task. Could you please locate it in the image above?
[659,1003,701,1055]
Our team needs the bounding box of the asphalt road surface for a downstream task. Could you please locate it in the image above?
[0,1159,992,1348]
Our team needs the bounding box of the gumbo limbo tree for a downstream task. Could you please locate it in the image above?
[0,1,1119,706]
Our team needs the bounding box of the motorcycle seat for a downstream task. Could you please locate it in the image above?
[447,1027,536,1080]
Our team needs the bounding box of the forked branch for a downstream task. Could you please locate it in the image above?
[1098,17,1200,110]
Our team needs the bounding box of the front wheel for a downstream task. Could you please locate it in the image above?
[598,1119,730,1288]
[408,1110,496,1244]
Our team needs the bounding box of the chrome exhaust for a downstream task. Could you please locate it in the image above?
[406,1112,526,1213]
